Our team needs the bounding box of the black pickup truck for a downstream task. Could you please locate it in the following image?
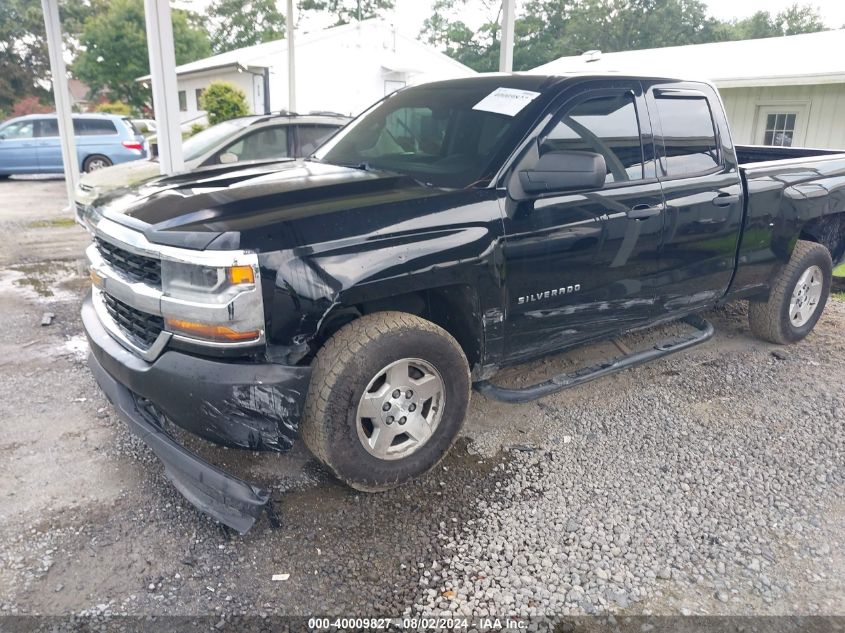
[78,74,845,532]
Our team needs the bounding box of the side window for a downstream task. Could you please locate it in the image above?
[653,95,720,178]
[296,125,336,156]
[0,121,36,140]
[221,126,289,162]
[542,93,646,184]
[74,119,118,136]
[38,118,59,137]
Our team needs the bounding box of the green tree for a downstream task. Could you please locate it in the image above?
[73,0,211,109]
[200,81,249,125]
[720,4,826,40]
[209,0,285,53]
[422,0,827,73]
[0,0,100,115]
[298,0,395,26]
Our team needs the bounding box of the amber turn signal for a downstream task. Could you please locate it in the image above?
[165,318,260,342]
[228,265,255,285]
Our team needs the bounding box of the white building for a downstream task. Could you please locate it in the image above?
[532,30,845,149]
[141,19,475,124]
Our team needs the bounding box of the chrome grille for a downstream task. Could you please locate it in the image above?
[102,292,164,349]
[95,238,161,287]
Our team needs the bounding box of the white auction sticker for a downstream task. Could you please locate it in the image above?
[472,87,541,117]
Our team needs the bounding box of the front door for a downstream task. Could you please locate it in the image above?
[0,119,39,173]
[501,83,666,362]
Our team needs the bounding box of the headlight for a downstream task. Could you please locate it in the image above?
[160,260,264,344]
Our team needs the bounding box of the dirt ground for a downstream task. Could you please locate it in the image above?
[0,177,842,622]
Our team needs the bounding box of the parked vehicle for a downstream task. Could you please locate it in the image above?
[74,113,350,207]
[79,75,845,533]
[0,113,146,178]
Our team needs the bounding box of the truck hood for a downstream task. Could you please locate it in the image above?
[96,159,448,250]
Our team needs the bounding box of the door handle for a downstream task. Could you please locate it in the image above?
[712,193,740,207]
[627,204,663,220]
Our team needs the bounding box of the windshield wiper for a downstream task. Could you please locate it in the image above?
[332,162,435,189]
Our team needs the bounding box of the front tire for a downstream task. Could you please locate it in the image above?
[748,239,832,344]
[300,311,470,491]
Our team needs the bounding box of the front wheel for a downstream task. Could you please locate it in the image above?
[300,311,470,491]
[748,239,832,344]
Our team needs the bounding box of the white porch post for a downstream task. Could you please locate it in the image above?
[143,0,184,174]
[499,0,516,73]
[286,0,297,112]
[41,0,78,208]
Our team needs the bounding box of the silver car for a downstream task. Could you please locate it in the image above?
[75,112,349,206]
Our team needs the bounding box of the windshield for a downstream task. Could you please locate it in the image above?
[313,83,542,188]
[182,118,255,161]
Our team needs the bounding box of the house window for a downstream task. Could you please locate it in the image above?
[178,90,187,112]
[195,88,204,110]
[763,113,797,147]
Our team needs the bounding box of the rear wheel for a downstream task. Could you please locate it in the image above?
[83,155,112,172]
[748,239,832,344]
[300,311,470,491]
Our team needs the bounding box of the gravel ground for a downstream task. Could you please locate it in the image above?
[0,178,843,622]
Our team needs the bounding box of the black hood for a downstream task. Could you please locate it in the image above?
[97,160,449,250]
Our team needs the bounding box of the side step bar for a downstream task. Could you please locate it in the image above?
[474,315,714,404]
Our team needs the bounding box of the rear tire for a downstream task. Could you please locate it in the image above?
[83,155,112,172]
[748,239,832,344]
[300,311,471,492]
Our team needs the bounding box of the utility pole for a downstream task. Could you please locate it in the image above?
[286,0,297,112]
[144,0,184,174]
[41,0,78,208]
[499,0,516,73]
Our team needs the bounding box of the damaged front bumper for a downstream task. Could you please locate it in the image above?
[82,295,312,533]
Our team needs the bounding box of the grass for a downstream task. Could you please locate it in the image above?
[834,262,845,278]
[27,217,77,228]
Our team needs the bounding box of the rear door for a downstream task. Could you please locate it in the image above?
[644,81,744,317]
[501,81,666,360]
[35,117,63,171]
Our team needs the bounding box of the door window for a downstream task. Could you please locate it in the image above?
[296,125,337,155]
[0,121,36,140]
[653,95,720,178]
[220,126,289,162]
[37,118,59,137]
[542,93,647,184]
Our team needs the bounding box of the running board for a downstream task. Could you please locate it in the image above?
[474,315,714,404]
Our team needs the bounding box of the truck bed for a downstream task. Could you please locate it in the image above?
[735,144,845,165]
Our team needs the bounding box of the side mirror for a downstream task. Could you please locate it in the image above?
[219,152,239,165]
[519,150,606,194]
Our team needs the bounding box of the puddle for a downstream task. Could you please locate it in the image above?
[0,261,84,303]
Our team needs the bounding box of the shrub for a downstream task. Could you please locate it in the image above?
[11,96,52,117]
[189,122,205,136]
[200,82,249,125]
[95,101,132,115]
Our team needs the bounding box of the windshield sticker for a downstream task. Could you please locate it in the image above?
[472,87,541,117]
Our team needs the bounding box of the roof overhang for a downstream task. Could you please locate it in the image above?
[713,72,845,88]
[136,62,269,83]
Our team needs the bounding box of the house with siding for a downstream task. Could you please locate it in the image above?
[137,19,475,125]
[531,30,845,150]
